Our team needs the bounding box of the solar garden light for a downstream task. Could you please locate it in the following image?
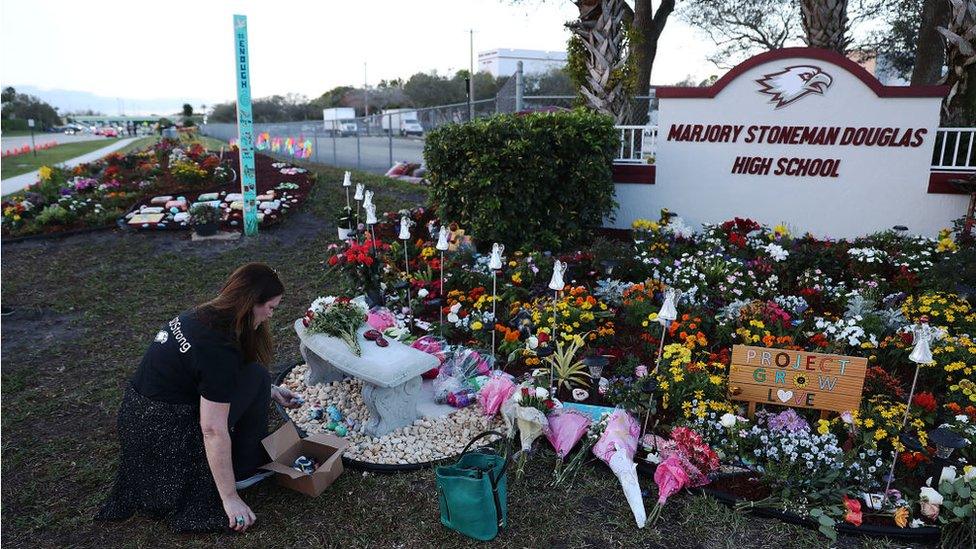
[600,259,620,277]
[892,225,908,238]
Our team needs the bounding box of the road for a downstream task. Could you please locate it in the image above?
[305,135,426,174]
[0,132,121,151]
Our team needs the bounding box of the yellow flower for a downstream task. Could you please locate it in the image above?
[38,166,52,180]
[864,418,875,428]
[470,321,483,331]
[874,428,887,441]
[893,507,909,528]
[817,420,830,435]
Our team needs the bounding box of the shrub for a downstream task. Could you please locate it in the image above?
[424,109,617,251]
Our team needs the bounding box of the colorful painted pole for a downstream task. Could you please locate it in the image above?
[232,14,259,236]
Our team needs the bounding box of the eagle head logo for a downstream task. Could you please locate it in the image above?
[755,65,833,109]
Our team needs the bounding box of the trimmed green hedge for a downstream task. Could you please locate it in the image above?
[424,109,617,251]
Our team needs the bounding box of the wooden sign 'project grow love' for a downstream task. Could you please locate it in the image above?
[729,345,868,417]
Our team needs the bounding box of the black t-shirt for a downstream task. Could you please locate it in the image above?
[131,308,244,405]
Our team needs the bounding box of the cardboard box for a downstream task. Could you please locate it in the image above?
[260,422,349,497]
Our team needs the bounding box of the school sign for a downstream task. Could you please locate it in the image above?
[612,48,966,237]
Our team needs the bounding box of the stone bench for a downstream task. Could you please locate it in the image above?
[294,319,438,437]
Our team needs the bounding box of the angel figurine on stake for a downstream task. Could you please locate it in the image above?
[881,317,943,507]
[547,260,567,393]
[354,182,365,226]
[399,215,415,330]
[488,243,505,357]
[643,287,681,434]
[436,225,451,334]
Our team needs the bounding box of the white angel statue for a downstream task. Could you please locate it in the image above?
[436,226,451,251]
[398,216,414,241]
[343,171,352,187]
[354,182,365,201]
[364,202,377,225]
[658,287,682,326]
[908,321,942,364]
[549,260,567,291]
[489,243,505,271]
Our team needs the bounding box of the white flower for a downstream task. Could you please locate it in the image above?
[417,288,429,298]
[526,336,539,350]
[956,414,969,424]
[919,486,943,505]
[535,387,549,399]
[909,518,924,528]
[964,465,976,481]
[765,243,789,262]
[939,466,958,485]
[720,413,737,428]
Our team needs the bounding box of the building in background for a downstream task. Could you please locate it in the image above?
[478,48,567,77]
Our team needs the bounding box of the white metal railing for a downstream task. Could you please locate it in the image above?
[614,125,976,172]
[932,127,976,171]
[614,125,658,164]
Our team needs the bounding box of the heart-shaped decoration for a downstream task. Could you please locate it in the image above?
[777,389,794,403]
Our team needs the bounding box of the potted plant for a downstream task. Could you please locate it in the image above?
[189,203,221,236]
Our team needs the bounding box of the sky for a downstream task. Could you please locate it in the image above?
[1,0,719,114]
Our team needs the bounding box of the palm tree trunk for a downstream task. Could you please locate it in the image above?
[911,0,950,85]
[801,0,850,53]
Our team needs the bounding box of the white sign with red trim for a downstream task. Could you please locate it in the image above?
[612,48,966,237]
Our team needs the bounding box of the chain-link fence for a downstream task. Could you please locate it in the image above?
[201,66,661,174]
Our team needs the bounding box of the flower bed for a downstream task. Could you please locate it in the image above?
[294,176,975,541]
[122,155,315,232]
[1,139,315,238]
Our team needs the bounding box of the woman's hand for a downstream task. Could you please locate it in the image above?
[271,385,300,408]
[223,493,256,532]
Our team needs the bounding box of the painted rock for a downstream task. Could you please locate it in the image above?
[173,212,190,223]
[150,195,173,205]
[326,405,341,422]
[198,192,220,201]
[224,193,243,202]
[334,425,348,437]
[293,455,316,475]
[308,406,324,420]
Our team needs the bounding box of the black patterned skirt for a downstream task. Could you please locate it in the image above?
[96,384,226,532]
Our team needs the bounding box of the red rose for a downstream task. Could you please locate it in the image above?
[912,392,937,413]
[843,496,862,527]
[545,399,555,410]
[328,255,339,266]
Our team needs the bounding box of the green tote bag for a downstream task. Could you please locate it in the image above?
[435,430,510,541]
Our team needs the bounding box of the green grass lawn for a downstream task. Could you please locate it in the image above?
[0,138,121,179]
[0,156,921,548]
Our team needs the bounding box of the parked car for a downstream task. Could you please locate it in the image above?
[97,127,119,137]
[61,124,86,135]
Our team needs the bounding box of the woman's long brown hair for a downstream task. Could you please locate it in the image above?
[197,263,284,365]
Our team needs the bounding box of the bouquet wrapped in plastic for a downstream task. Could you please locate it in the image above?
[432,347,495,407]
[592,409,645,528]
[545,408,592,459]
[478,372,517,417]
[501,386,555,455]
[411,335,450,379]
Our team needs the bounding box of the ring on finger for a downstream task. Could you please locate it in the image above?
[236,515,245,526]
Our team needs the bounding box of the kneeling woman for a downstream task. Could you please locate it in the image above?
[98,263,299,533]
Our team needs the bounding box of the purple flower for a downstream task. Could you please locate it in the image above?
[764,409,810,433]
